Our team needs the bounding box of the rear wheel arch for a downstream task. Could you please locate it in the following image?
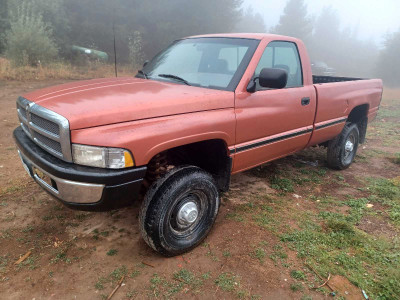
[347,104,369,143]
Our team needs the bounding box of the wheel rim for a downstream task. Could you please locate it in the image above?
[343,132,356,164]
[168,190,208,237]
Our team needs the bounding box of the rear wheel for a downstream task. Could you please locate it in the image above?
[139,166,219,256]
[327,123,359,170]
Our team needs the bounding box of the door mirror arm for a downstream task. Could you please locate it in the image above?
[246,77,259,93]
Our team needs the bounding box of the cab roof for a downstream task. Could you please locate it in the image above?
[186,33,300,42]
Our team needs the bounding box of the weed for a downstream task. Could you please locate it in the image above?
[215,272,240,292]
[226,212,244,222]
[326,219,355,234]
[94,277,106,290]
[106,249,118,256]
[130,270,140,278]
[251,247,266,263]
[21,225,34,233]
[173,269,195,284]
[126,289,138,298]
[270,176,294,193]
[110,266,127,282]
[290,270,306,281]
[290,282,304,291]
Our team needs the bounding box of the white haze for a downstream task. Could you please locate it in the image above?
[243,0,400,45]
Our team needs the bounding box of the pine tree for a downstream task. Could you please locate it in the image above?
[272,0,312,44]
[376,28,400,87]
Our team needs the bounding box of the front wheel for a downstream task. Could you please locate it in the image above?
[327,123,360,170]
[139,166,220,256]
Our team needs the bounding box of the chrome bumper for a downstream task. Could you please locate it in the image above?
[18,150,104,204]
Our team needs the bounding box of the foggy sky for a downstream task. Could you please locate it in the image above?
[243,0,400,44]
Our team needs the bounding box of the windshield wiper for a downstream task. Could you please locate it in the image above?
[158,74,190,86]
[137,70,148,79]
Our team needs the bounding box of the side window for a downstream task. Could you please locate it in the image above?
[255,41,303,88]
[218,47,248,74]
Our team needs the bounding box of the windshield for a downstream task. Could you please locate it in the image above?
[139,37,259,91]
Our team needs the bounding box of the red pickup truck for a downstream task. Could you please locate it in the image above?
[14,33,383,256]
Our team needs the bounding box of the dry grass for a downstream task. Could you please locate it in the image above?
[0,57,134,81]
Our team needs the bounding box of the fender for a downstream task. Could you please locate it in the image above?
[71,108,235,166]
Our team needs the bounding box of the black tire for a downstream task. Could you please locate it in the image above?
[327,123,359,170]
[139,166,220,256]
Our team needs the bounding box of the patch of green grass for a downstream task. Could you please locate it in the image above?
[290,270,306,281]
[270,176,294,193]
[281,217,400,299]
[367,177,400,224]
[110,266,127,282]
[100,231,109,237]
[0,255,9,274]
[173,269,195,284]
[21,225,34,233]
[18,256,37,270]
[94,266,128,290]
[226,212,244,222]
[290,282,304,291]
[394,153,400,165]
[74,213,90,221]
[106,249,118,256]
[251,247,266,263]
[148,273,183,297]
[126,290,137,298]
[130,270,140,278]
[270,245,288,264]
[95,277,106,290]
[1,229,13,239]
[215,272,240,292]
[223,250,231,257]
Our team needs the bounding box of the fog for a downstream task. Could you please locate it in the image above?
[1,0,399,86]
[244,0,400,44]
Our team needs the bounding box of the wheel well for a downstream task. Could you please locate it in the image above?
[348,104,369,143]
[145,139,232,192]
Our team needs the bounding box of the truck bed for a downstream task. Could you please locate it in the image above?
[313,75,364,84]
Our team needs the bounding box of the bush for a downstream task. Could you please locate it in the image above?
[5,2,57,66]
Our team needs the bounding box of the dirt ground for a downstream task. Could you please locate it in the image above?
[0,80,399,300]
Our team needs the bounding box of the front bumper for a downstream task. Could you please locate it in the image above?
[13,126,147,211]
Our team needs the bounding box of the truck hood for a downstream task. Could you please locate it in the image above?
[23,77,234,130]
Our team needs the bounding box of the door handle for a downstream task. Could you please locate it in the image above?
[301,97,310,106]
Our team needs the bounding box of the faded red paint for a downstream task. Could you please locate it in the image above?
[22,33,383,171]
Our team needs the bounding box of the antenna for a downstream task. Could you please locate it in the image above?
[112,7,118,77]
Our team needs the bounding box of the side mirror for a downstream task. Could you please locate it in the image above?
[143,60,149,68]
[259,68,288,89]
[247,68,288,93]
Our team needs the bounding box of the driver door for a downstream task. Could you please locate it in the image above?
[233,41,316,172]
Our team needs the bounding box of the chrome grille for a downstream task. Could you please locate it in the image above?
[31,113,60,135]
[33,131,63,154]
[16,97,72,162]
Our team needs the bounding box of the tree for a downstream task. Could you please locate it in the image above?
[8,0,70,50]
[0,0,9,54]
[6,2,58,66]
[272,0,312,45]
[63,0,244,63]
[128,31,145,69]
[376,28,400,87]
[236,7,267,33]
[310,6,379,78]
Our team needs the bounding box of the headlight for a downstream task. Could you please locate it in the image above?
[72,144,134,169]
